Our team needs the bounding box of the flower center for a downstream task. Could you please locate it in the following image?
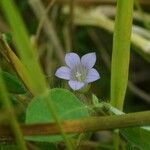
[71,65,88,82]
[75,72,82,81]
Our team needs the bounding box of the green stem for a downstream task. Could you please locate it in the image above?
[0,69,27,150]
[0,110,150,137]
[113,130,119,150]
[110,0,134,149]
[110,0,134,110]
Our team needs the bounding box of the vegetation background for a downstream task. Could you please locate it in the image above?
[0,0,150,150]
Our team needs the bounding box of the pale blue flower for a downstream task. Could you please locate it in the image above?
[55,52,100,90]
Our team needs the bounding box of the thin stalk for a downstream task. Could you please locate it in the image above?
[0,69,27,150]
[44,92,74,150]
[113,130,119,150]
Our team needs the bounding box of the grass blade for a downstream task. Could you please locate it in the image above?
[110,0,134,110]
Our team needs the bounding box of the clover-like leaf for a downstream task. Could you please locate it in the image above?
[25,88,89,142]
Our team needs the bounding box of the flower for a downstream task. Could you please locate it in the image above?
[55,52,100,90]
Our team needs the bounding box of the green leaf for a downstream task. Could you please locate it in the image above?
[1,71,26,94]
[121,127,150,150]
[25,88,89,142]
[36,142,57,150]
[104,102,150,150]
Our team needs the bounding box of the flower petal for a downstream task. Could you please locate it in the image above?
[86,68,100,83]
[68,80,85,90]
[81,52,96,69]
[65,53,80,68]
[55,66,71,80]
